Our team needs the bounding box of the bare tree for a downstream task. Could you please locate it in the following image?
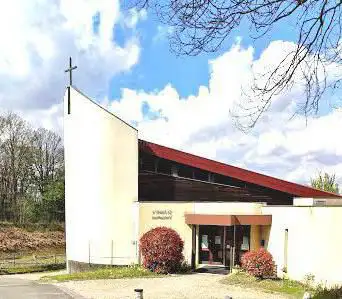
[0,113,33,222]
[30,128,64,223]
[131,0,342,129]
[0,115,8,221]
[0,112,64,223]
[31,128,63,195]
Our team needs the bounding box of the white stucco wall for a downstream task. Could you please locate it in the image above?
[193,202,264,215]
[263,205,342,286]
[64,87,138,271]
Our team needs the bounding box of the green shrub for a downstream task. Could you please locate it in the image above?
[313,285,342,299]
[303,273,315,290]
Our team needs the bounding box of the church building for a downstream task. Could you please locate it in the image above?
[64,85,342,286]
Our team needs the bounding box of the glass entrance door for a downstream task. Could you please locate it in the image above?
[224,225,251,267]
[198,225,251,267]
[199,226,224,264]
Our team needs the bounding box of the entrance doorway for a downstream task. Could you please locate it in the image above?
[198,225,251,267]
[199,225,223,264]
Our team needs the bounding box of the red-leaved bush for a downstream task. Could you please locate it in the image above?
[240,248,275,278]
[140,227,184,274]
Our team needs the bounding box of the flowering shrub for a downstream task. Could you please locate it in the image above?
[240,248,275,278]
[139,227,184,274]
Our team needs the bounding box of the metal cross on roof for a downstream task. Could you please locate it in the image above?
[64,57,77,86]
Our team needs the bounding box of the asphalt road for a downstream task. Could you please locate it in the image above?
[0,277,77,299]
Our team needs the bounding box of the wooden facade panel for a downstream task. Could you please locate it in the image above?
[139,172,293,205]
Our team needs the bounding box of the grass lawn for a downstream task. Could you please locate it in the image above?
[0,263,65,275]
[0,247,66,259]
[0,249,66,275]
[41,266,161,282]
[222,271,307,298]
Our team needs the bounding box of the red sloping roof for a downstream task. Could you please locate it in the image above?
[139,139,342,198]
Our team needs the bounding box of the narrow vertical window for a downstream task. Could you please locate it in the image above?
[67,87,71,114]
[284,229,288,272]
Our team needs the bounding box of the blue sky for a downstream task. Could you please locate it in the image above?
[108,11,298,100]
[110,18,213,99]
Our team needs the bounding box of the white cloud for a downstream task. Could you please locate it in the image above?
[110,40,342,186]
[153,25,174,43]
[0,0,143,132]
[123,8,147,29]
[16,103,64,137]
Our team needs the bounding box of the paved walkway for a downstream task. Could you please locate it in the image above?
[0,271,293,299]
[0,276,74,299]
[57,273,291,299]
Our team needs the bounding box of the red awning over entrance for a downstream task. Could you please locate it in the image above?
[184,214,272,226]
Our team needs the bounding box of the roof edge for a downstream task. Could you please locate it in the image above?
[70,85,138,131]
[139,139,342,199]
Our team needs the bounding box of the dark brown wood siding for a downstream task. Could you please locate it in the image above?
[139,172,293,205]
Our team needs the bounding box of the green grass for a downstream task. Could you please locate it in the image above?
[0,253,65,263]
[222,271,307,298]
[41,266,162,282]
[0,247,65,259]
[0,263,66,275]
[0,250,66,275]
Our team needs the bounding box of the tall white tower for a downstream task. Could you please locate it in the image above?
[64,86,139,272]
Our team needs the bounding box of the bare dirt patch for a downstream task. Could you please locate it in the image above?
[0,226,65,254]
